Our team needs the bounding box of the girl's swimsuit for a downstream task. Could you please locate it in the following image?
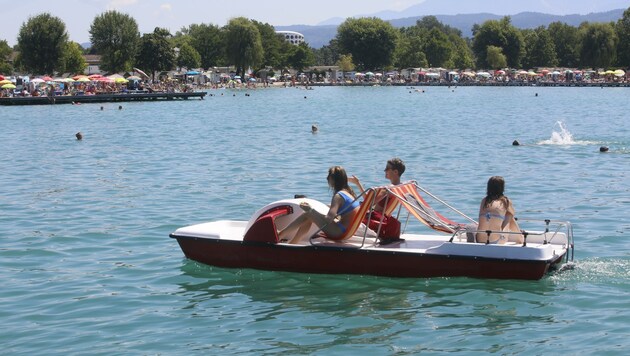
[335,191,360,233]
[484,212,505,221]
[337,191,360,215]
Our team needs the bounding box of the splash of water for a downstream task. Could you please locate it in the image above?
[539,121,576,145]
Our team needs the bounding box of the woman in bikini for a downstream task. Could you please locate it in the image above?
[279,166,360,244]
[476,176,522,244]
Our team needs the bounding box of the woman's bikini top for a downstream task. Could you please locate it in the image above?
[483,212,505,221]
[337,191,360,215]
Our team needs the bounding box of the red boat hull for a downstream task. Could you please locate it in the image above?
[171,235,565,280]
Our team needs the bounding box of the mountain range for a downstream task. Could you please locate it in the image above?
[276,7,627,48]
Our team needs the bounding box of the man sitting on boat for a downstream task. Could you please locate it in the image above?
[349,157,405,213]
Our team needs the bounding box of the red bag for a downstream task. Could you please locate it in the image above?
[365,211,401,239]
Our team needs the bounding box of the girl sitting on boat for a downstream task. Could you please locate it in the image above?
[476,176,523,244]
[278,166,360,244]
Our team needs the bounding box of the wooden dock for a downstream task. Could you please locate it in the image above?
[0,91,206,106]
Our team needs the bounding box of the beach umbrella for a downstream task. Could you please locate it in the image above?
[114,77,128,83]
[127,75,142,81]
[614,69,625,77]
[30,78,45,84]
[133,67,150,79]
[527,71,538,76]
[73,75,88,80]
[604,70,615,75]
[1,83,16,89]
[0,75,4,80]
[0,79,12,85]
[186,70,200,75]
[41,76,53,81]
[476,72,491,77]
[495,70,506,75]
[97,77,114,82]
[75,77,90,82]
[365,71,374,76]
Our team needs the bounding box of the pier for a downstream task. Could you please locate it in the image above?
[0,91,206,106]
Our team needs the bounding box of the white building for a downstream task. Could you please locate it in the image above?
[276,31,305,45]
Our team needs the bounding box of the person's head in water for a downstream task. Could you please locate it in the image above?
[512,140,520,146]
[600,146,609,152]
[327,166,355,197]
[311,124,318,133]
[75,132,83,140]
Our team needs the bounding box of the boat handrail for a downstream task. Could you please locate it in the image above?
[449,219,574,262]
[410,181,478,224]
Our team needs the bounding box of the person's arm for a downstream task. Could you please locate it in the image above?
[348,175,365,194]
[326,193,343,221]
[503,198,517,230]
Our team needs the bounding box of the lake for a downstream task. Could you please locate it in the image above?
[1,85,628,354]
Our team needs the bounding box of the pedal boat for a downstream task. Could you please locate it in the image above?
[170,182,574,280]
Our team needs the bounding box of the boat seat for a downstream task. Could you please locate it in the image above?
[243,205,293,243]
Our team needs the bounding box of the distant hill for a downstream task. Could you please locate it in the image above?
[277,9,626,48]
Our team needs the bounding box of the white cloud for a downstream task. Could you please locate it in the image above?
[107,0,138,9]
[160,3,172,11]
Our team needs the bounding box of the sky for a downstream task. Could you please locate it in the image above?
[1,0,628,46]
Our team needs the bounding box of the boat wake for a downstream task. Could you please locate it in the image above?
[549,257,630,283]
[537,121,595,146]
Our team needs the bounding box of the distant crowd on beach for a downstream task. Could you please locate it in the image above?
[2,66,629,98]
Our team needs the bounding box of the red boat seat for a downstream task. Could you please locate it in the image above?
[243,205,293,243]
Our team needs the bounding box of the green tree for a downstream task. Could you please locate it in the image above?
[60,41,87,74]
[336,17,399,70]
[285,43,315,72]
[615,7,630,66]
[179,23,224,69]
[486,45,507,69]
[548,22,580,67]
[472,17,524,68]
[224,17,263,76]
[252,20,285,69]
[136,27,175,81]
[579,22,618,68]
[0,39,12,74]
[89,10,140,73]
[313,39,341,66]
[522,27,557,68]
[424,28,453,67]
[394,35,428,69]
[16,13,68,74]
[337,54,355,71]
[450,34,474,69]
[177,42,201,70]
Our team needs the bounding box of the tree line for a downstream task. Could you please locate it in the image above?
[2,8,630,77]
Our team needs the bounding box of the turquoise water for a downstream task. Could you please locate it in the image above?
[1,86,628,354]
